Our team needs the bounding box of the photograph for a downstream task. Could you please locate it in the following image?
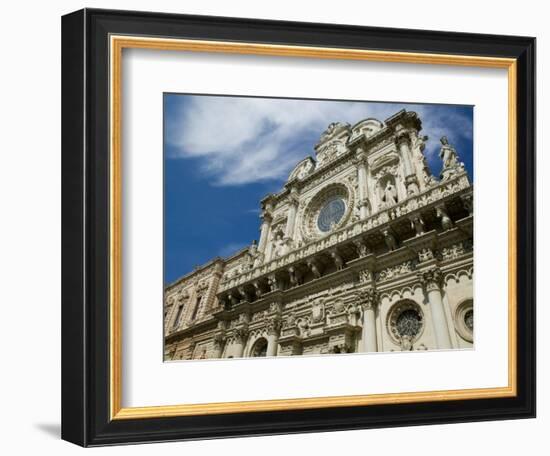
[162,95,475,361]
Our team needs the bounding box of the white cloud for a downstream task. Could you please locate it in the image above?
[166,96,472,186]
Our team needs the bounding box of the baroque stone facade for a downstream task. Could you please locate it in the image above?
[164,109,474,361]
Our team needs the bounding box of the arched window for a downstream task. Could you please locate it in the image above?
[250,338,268,357]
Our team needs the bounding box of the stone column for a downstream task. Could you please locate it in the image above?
[257,212,273,254]
[285,192,299,239]
[395,131,419,195]
[419,267,452,349]
[358,288,379,352]
[395,132,413,176]
[233,327,249,358]
[212,333,226,358]
[266,317,282,357]
[354,149,370,219]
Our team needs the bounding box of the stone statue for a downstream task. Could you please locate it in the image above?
[439,136,465,181]
[439,136,459,169]
[248,239,258,257]
[381,180,398,206]
[400,334,414,351]
[246,240,258,269]
[272,231,285,258]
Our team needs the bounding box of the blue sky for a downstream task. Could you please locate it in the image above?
[164,94,473,285]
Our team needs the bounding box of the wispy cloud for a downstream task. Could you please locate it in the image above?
[165,95,472,186]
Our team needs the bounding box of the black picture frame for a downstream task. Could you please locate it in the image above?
[62,8,536,447]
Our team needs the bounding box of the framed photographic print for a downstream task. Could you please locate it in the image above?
[61,8,536,447]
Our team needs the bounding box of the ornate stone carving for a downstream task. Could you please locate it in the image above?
[268,274,280,292]
[213,332,226,348]
[441,242,466,260]
[301,182,354,241]
[358,268,373,283]
[410,214,425,236]
[356,288,379,310]
[311,300,325,324]
[307,259,322,279]
[319,121,350,143]
[436,205,454,231]
[418,248,435,263]
[353,238,370,257]
[380,180,398,207]
[288,265,301,287]
[461,193,474,216]
[382,228,398,251]
[330,249,345,270]
[233,327,249,342]
[439,136,465,181]
[418,267,443,291]
[266,316,283,335]
[283,312,297,329]
[387,301,424,345]
[378,260,415,281]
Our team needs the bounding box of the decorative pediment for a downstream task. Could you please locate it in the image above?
[288,157,315,181]
[350,118,384,140]
[315,139,348,167]
[317,121,351,146]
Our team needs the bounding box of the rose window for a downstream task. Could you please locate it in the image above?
[317,197,346,232]
[395,308,423,338]
[464,309,474,331]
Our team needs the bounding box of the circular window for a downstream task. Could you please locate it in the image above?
[301,183,353,240]
[396,309,422,338]
[317,197,346,232]
[454,300,473,343]
[464,309,474,331]
[387,301,425,344]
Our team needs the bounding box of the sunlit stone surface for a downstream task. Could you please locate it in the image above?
[164,110,474,361]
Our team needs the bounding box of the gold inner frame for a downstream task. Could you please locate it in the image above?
[109,35,517,420]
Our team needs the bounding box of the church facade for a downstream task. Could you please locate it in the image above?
[164,109,474,361]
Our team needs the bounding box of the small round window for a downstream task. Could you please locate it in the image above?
[317,197,345,232]
[464,309,474,331]
[396,308,423,338]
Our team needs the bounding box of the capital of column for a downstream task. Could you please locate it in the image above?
[233,326,249,343]
[394,130,412,147]
[356,198,370,209]
[418,267,443,291]
[213,331,226,348]
[353,148,369,165]
[287,194,299,207]
[357,288,379,311]
[261,211,273,224]
[266,316,283,336]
